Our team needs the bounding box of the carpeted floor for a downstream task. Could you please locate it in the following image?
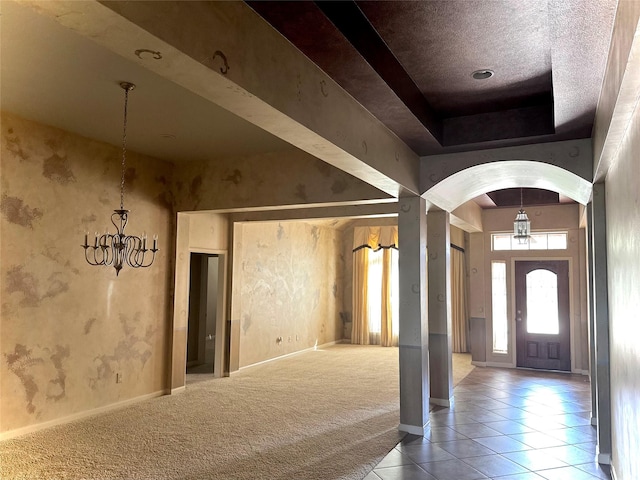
[0,344,473,480]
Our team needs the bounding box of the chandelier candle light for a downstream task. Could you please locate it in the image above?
[513,187,531,245]
[82,82,158,275]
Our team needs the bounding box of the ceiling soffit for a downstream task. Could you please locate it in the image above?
[247,0,616,155]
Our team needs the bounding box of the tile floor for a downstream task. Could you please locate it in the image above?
[364,367,611,480]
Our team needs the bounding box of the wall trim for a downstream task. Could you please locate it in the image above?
[398,422,429,436]
[171,386,186,395]
[471,361,487,367]
[486,361,516,368]
[572,368,589,376]
[430,397,453,407]
[236,340,345,372]
[0,390,167,442]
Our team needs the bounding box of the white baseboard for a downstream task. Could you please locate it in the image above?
[597,452,611,465]
[171,386,186,395]
[398,422,429,436]
[430,397,453,407]
[236,340,343,372]
[471,360,512,368]
[486,361,516,368]
[572,368,589,376]
[0,390,166,442]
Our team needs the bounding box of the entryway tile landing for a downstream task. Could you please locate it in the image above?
[367,367,611,480]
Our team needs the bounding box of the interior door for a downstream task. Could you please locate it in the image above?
[515,260,571,371]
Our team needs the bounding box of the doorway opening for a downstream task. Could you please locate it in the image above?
[186,253,223,378]
[515,260,571,371]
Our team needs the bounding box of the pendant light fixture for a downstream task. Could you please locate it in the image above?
[513,188,531,244]
[82,82,158,275]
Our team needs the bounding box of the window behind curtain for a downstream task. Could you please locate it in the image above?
[367,249,399,339]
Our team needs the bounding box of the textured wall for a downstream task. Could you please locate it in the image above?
[173,149,389,212]
[0,113,174,435]
[233,221,344,368]
[605,93,640,479]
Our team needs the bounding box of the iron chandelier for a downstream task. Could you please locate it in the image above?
[82,82,158,275]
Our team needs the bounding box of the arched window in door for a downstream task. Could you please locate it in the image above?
[526,269,559,334]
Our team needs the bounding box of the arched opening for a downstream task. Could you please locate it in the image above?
[423,160,592,212]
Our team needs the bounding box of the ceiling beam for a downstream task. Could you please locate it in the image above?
[315,1,443,144]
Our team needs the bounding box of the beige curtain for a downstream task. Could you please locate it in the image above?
[351,247,370,345]
[451,247,469,352]
[380,248,396,347]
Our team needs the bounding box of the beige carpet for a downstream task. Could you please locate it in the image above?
[1,344,473,480]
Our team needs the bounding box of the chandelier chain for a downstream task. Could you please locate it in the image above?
[520,187,523,209]
[119,85,130,211]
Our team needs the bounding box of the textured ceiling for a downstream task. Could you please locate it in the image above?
[486,188,560,208]
[247,0,617,155]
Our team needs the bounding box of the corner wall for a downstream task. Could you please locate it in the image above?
[604,75,640,480]
[0,113,174,436]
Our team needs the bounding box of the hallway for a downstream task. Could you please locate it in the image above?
[368,367,609,480]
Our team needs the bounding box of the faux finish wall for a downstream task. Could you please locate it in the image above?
[232,221,344,368]
[0,113,174,436]
[173,149,390,212]
[605,87,640,480]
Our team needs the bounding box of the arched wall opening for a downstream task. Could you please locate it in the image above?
[419,160,591,377]
[423,160,592,213]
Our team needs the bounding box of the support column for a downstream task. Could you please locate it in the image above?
[591,183,612,464]
[586,203,597,426]
[397,196,430,436]
[427,211,453,406]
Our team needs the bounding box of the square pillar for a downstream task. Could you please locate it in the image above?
[427,211,453,406]
[397,196,430,436]
[592,183,612,464]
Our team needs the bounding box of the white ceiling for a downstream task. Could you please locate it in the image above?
[0,1,295,163]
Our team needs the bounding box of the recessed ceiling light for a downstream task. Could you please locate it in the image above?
[471,69,494,80]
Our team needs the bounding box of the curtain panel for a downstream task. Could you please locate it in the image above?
[351,247,370,345]
[451,246,469,352]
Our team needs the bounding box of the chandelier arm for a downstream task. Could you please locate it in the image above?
[83,246,104,266]
[123,235,141,268]
[124,235,156,268]
[102,234,117,267]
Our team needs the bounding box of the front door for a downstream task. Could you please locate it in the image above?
[515,260,571,371]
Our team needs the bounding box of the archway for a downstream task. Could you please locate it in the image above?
[423,160,592,212]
